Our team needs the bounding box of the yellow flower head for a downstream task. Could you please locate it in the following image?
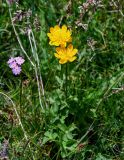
[54,44,78,64]
[47,25,72,47]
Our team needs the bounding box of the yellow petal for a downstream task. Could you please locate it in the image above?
[49,41,59,46]
[68,37,72,42]
[68,44,73,50]
[53,42,60,46]
[50,27,54,32]
[60,42,66,47]
[62,25,67,31]
[59,59,67,64]
[72,49,78,56]
[69,56,77,62]
[49,41,54,45]
[47,33,51,37]
[54,53,60,59]
[54,25,60,30]
[56,47,61,53]
[67,30,72,37]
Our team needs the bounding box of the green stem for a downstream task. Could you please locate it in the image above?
[20,75,22,105]
[65,63,68,99]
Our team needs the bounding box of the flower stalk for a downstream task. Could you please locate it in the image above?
[65,63,68,99]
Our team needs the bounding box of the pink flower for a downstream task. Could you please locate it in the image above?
[12,66,22,75]
[8,61,17,69]
[15,57,25,65]
[7,56,25,75]
[7,57,15,64]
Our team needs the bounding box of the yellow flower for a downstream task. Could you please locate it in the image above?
[47,25,72,47]
[54,44,78,64]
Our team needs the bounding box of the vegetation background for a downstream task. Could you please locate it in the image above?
[0,0,124,159]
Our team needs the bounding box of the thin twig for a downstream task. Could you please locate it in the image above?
[28,29,47,108]
[28,32,44,110]
[31,31,45,97]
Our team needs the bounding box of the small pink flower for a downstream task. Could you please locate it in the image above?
[12,66,22,75]
[7,57,15,64]
[15,57,25,65]
[7,56,25,75]
[9,61,17,69]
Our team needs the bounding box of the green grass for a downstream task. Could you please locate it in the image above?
[0,0,124,159]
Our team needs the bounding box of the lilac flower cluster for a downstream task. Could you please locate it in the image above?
[7,57,25,75]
